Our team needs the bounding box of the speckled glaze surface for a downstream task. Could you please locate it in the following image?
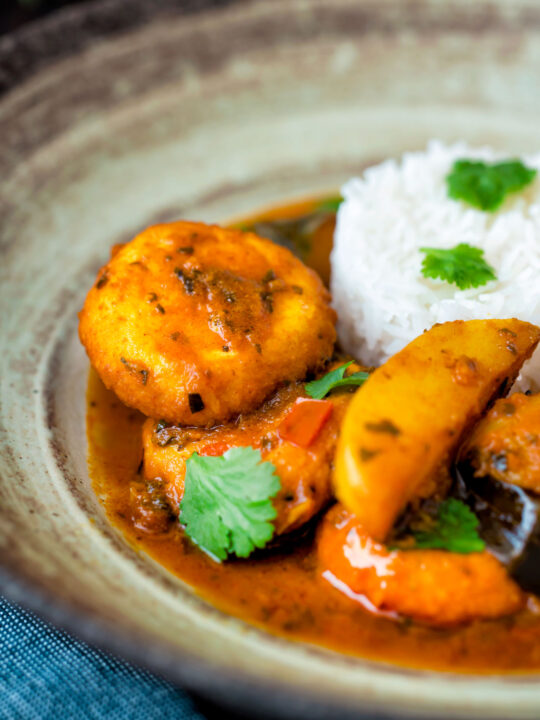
[2,1,540,717]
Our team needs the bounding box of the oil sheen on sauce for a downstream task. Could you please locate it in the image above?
[87,196,540,673]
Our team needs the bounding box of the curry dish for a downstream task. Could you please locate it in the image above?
[83,197,540,672]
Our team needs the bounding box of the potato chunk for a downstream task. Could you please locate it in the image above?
[334,319,540,540]
[464,392,540,492]
[318,504,524,625]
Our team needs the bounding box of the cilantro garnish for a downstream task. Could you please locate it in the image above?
[446,158,536,212]
[408,499,485,554]
[420,243,496,290]
[316,196,343,213]
[179,447,280,561]
[305,361,369,400]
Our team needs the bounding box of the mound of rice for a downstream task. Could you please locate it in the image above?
[331,140,540,390]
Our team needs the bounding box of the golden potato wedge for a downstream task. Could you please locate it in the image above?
[334,319,540,540]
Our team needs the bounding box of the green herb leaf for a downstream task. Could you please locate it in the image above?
[316,196,343,213]
[179,447,280,561]
[420,243,497,290]
[446,158,536,212]
[410,498,485,554]
[305,361,369,400]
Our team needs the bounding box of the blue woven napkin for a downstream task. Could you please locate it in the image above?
[0,596,207,720]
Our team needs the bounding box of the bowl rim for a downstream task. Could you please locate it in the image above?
[1,550,412,720]
[3,1,540,718]
[0,0,244,95]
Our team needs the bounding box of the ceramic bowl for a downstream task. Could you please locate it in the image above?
[2,1,540,717]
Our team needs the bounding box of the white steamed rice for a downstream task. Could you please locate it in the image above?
[331,140,540,391]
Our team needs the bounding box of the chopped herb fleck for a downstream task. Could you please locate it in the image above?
[260,436,274,451]
[359,447,379,462]
[96,273,108,289]
[262,269,276,283]
[365,419,401,436]
[175,268,195,294]
[260,291,274,313]
[121,357,149,385]
[502,402,516,416]
[155,303,165,314]
[188,393,205,414]
[178,246,194,254]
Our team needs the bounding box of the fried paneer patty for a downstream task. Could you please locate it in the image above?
[79,221,336,425]
[141,382,353,536]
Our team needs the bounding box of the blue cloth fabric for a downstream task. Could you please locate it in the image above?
[0,597,208,720]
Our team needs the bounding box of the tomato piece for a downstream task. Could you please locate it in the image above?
[278,398,333,448]
[199,440,233,457]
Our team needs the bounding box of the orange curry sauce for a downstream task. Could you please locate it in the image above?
[87,197,540,673]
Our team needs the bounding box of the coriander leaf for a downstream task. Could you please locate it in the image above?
[420,243,496,290]
[446,158,536,212]
[305,361,369,400]
[317,196,343,213]
[179,447,280,561]
[410,498,485,554]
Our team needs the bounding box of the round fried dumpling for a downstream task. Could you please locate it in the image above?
[79,221,336,425]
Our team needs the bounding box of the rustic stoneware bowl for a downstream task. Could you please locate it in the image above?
[2,0,540,717]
